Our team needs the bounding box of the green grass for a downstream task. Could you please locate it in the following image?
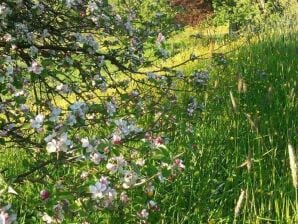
[1,13,298,224]
[153,19,298,223]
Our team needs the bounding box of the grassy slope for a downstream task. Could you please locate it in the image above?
[155,20,298,223]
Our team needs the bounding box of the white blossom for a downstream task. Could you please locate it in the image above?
[122,170,138,189]
[106,101,117,116]
[30,114,44,129]
[46,133,72,153]
[90,152,107,164]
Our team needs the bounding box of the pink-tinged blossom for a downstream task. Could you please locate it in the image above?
[154,136,163,146]
[138,209,149,220]
[106,156,127,174]
[120,191,129,204]
[111,134,122,145]
[90,152,107,164]
[173,159,185,171]
[102,188,117,207]
[89,177,117,206]
[0,205,17,224]
[28,61,43,74]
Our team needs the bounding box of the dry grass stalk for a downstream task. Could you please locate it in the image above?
[288,144,297,188]
[234,189,246,218]
[229,91,237,111]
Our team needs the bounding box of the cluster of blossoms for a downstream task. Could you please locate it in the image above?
[0,205,17,224]
[41,201,68,224]
[89,176,117,207]
[111,119,142,144]
[187,98,202,116]
[74,33,99,53]
[45,132,73,153]
[30,114,44,131]
[192,70,210,85]
[80,137,107,164]
[67,102,88,126]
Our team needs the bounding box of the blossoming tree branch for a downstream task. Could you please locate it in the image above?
[0,0,208,222]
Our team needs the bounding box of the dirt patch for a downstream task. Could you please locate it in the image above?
[171,0,213,26]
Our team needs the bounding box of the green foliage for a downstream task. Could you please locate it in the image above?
[212,0,297,29]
